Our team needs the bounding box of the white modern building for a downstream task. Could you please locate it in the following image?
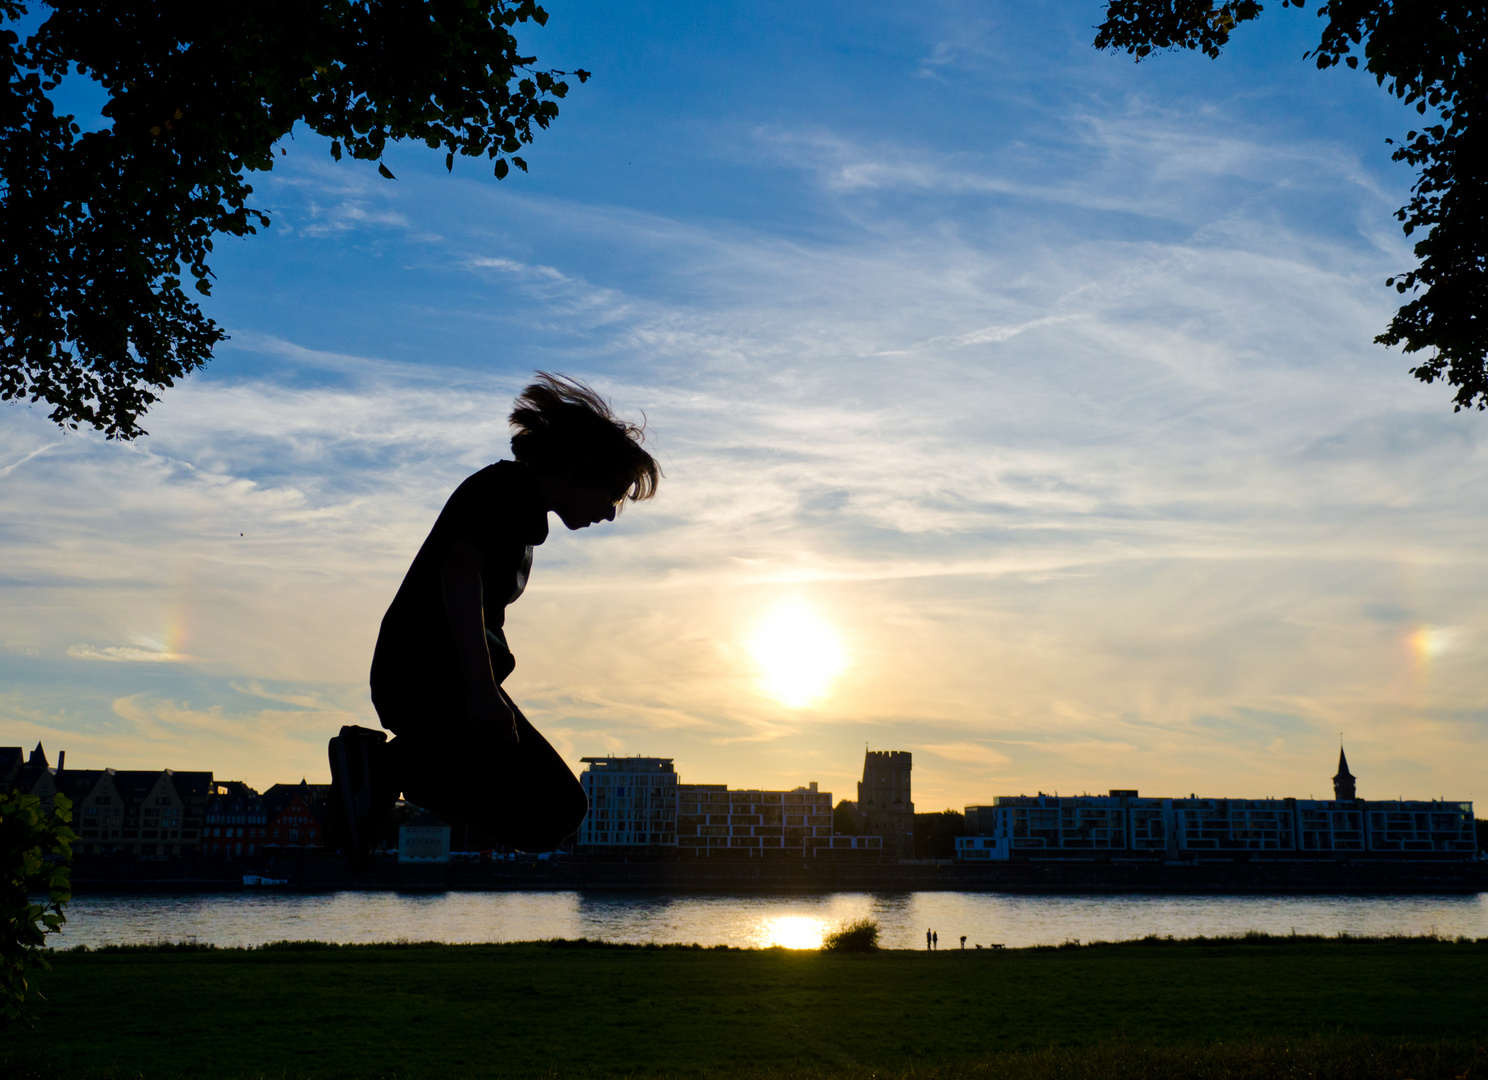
[398,813,451,862]
[958,748,1477,863]
[577,756,679,849]
[957,793,1476,861]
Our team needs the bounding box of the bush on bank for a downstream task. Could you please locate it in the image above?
[822,917,880,952]
[0,791,74,1023]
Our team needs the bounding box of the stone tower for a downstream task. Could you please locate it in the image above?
[1332,745,1357,801]
[858,750,914,859]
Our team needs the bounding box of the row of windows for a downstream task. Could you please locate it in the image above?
[676,824,832,839]
[581,832,676,845]
[584,777,678,792]
[993,813,1473,852]
[678,795,831,810]
[204,841,259,856]
[676,835,840,849]
[676,813,828,827]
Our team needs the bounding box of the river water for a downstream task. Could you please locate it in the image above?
[53,891,1488,950]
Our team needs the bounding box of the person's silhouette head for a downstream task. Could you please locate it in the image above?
[510,372,661,529]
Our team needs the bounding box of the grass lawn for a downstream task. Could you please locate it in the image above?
[4,935,1486,1079]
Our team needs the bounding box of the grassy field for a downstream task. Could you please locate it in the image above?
[3,934,1486,1079]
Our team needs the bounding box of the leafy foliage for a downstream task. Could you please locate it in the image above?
[832,798,863,835]
[821,916,880,952]
[0,791,73,1024]
[913,808,965,859]
[1095,2,1487,410]
[0,1,588,438]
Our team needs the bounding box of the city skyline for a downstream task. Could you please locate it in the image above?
[3,737,1457,821]
[2,2,1486,810]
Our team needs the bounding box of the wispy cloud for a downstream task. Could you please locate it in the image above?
[0,441,61,478]
[2,43,1484,804]
[67,644,187,664]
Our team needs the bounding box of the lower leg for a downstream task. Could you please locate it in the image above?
[389,696,586,852]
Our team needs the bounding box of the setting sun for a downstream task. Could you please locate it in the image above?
[754,914,829,949]
[747,601,850,708]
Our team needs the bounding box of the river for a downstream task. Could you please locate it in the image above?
[53,890,1488,950]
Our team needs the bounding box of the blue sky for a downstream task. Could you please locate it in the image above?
[3,1,1485,811]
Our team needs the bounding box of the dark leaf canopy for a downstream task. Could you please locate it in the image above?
[1,0,588,438]
[1096,1,1487,411]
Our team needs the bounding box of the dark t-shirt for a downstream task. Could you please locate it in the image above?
[370,461,549,722]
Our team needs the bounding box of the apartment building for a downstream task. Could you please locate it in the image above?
[577,756,679,849]
[262,782,327,851]
[957,792,1476,862]
[203,784,269,857]
[674,781,835,857]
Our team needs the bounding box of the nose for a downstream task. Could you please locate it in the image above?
[603,504,617,522]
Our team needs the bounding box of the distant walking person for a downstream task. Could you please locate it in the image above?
[932,930,938,950]
[926,929,932,951]
[327,374,661,868]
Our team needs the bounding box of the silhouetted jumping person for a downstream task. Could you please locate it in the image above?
[327,373,661,869]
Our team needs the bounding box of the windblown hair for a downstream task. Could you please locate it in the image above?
[509,372,661,501]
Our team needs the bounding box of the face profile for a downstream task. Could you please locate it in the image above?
[544,475,624,531]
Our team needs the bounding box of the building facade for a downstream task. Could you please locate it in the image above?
[858,750,914,860]
[577,757,679,849]
[66,769,123,856]
[957,790,1477,862]
[675,782,836,856]
[203,785,269,857]
[1,747,212,858]
[958,750,1476,863]
[399,813,452,862]
[262,782,326,852]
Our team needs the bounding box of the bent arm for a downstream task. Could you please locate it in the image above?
[440,541,516,736]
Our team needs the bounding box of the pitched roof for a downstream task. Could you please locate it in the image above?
[112,770,168,803]
[206,791,267,817]
[11,763,55,795]
[56,769,110,801]
[170,771,214,797]
[262,781,329,815]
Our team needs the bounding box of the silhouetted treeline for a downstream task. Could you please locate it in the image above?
[914,810,965,860]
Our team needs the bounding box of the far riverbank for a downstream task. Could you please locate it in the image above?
[68,852,1488,895]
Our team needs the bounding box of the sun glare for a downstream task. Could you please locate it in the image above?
[756,915,828,950]
[747,601,850,708]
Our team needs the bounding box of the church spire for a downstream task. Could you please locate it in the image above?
[1332,744,1357,801]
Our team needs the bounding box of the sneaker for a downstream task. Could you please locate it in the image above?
[328,725,391,871]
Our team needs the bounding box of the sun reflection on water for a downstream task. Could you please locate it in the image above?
[755,914,828,949]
